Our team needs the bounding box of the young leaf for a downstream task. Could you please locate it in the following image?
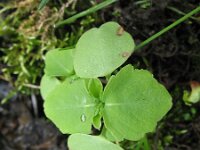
[86,78,103,98]
[183,81,200,105]
[74,22,135,78]
[44,79,97,134]
[93,113,102,130]
[40,74,60,99]
[102,65,172,141]
[45,49,74,77]
[68,133,124,150]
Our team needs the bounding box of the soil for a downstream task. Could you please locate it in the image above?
[1,0,200,149]
[0,82,67,150]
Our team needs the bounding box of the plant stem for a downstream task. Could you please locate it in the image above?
[55,0,118,28]
[23,83,40,89]
[167,6,198,21]
[135,6,200,51]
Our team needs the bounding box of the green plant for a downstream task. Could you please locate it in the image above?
[39,1,200,149]
[41,22,172,149]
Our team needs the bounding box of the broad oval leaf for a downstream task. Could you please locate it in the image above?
[45,48,74,77]
[44,79,97,134]
[68,133,124,150]
[40,74,60,99]
[102,65,172,141]
[74,22,135,78]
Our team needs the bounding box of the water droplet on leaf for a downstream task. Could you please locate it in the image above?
[80,114,86,122]
[121,51,131,58]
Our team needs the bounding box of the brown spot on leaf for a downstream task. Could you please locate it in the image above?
[117,26,124,36]
[121,51,131,58]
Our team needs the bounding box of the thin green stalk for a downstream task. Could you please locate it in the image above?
[135,6,200,51]
[167,6,198,21]
[55,0,118,28]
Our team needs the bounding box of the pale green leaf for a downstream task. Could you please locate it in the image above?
[68,133,124,150]
[183,81,200,105]
[87,78,103,98]
[93,113,102,130]
[74,22,135,78]
[84,78,103,129]
[45,49,74,77]
[188,88,200,103]
[40,74,60,99]
[44,79,97,134]
[102,65,172,141]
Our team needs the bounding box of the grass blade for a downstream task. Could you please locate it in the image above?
[55,0,118,27]
[135,6,200,51]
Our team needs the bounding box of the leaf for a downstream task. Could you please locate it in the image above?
[38,0,49,10]
[44,79,97,134]
[84,78,103,129]
[102,65,172,141]
[85,78,104,129]
[183,81,200,105]
[74,22,135,78]
[86,78,103,98]
[188,81,200,103]
[93,113,102,130]
[40,74,60,99]
[45,49,74,77]
[68,133,124,150]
